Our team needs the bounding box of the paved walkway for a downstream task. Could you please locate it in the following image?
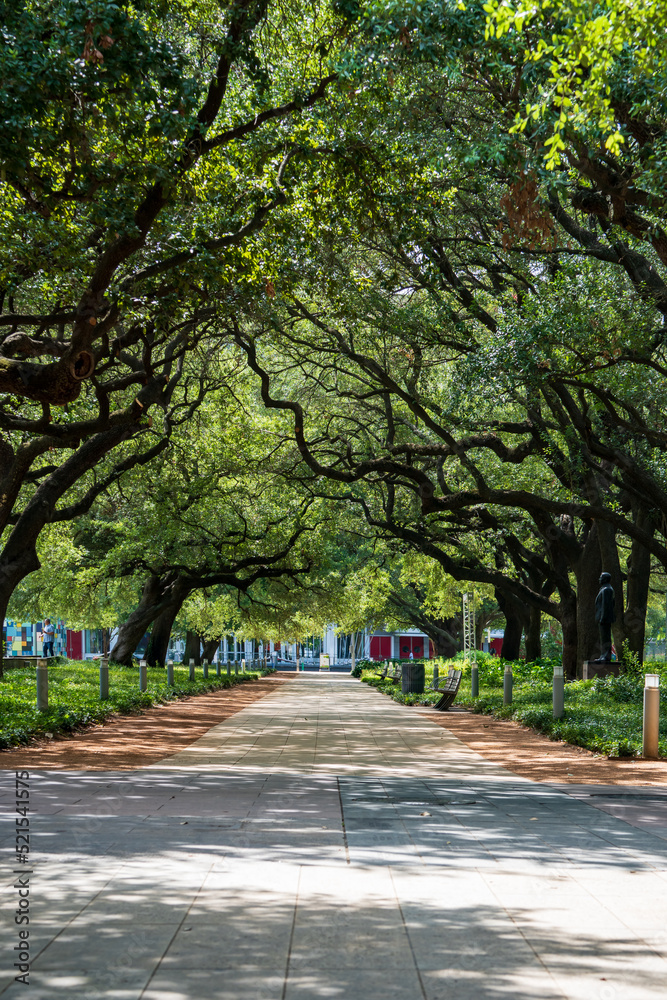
[1,674,666,999]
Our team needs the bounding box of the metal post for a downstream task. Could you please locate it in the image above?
[272,652,277,670]
[203,658,209,679]
[462,592,476,665]
[189,658,195,681]
[503,664,513,706]
[553,662,565,719]
[433,665,439,687]
[36,659,48,711]
[471,664,479,699]
[167,659,174,686]
[643,673,661,759]
[139,659,147,692]
[227,659,231,676]
[99,656,109,700]
[235,660,239,675]
[216,658,221,677]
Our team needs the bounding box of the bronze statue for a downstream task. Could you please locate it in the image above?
[595,572,616,662]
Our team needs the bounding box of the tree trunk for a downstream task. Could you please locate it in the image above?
[145,597,185,667]
[496,589,524,660]
[110,572,191,666]
[525,607,542,662]
[202,637,220,663]
[109,574,163,666]
[500,614,522,660]
[0,545,42,678]
[624,509,654,663]
[427,622,459,659]
[560,595,578,679]
[183,630,201,665]
[575,522,602,665]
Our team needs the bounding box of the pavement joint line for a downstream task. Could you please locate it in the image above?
[280,865,302,1000]
[388,866,429,1000]
[137,861,217,999]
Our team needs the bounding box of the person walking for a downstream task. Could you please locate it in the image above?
[42,618,55,657]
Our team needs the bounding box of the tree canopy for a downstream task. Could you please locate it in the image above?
[3,0,667,674]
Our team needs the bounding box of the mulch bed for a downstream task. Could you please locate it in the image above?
[0,674,293,771]
[421,706,667,786]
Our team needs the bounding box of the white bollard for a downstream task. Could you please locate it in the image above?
[36,659,48,711]
[503,664,513,706]
[139,659,147,692]
[643,673,661,759]
[189,658,195,681]
[167,659,174,686]
[553,663,565,719]
[241,657,245,673]
[100,657,109,700]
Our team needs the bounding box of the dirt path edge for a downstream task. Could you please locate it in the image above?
[0,673,294,771]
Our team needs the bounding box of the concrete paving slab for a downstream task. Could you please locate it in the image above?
[1,674,666,999]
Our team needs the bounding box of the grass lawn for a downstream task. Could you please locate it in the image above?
[0,659,272,749]
[360,658,667,758]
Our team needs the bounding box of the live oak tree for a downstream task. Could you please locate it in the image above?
[0,0,348,671]
[224,5,667,673]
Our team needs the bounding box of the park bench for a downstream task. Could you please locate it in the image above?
[373,662,401,681]
[386,663,402,683]
[426,667,456,693]
[433,669,462,711]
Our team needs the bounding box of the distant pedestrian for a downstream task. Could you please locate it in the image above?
[43,618,55,657]
[409,650,414,660]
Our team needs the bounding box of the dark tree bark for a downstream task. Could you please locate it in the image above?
[624,509,655,663]
[145,597,185,667]
[0,548,40,678]
[202,637,221,663]
[429,627,459,659]
[574,522,602,666]
[525,606,542,662]
[109,574,163,665]
[560,594,579,680]
[496,589,524,660]
[110,572,190,666]
[183,630,201,665]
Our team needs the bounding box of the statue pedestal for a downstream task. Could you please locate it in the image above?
[582,660,621,681]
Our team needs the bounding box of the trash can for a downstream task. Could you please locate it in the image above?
[401,661,425,695]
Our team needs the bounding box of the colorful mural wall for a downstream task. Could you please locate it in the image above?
[3,619,67,658]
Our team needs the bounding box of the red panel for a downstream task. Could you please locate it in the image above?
[490,638,503,655]
[67,630,83,659]
[370,636,391,660]
[399,636,425,659]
